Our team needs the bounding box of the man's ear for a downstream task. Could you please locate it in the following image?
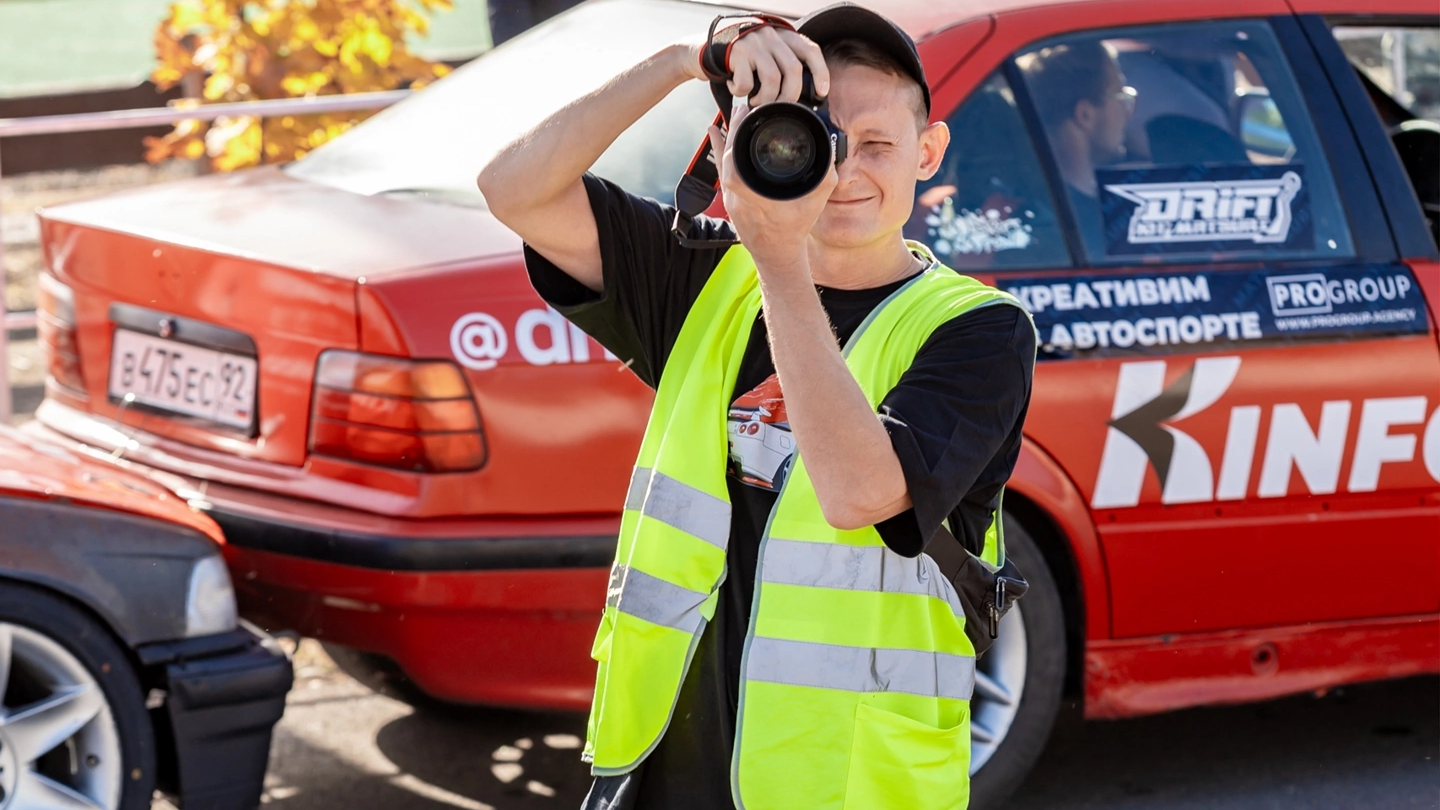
[1073,99,1097,133]
[916,121,950,182]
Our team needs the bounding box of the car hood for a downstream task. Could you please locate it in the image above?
[0,425,224,543]
[38,166,522,279]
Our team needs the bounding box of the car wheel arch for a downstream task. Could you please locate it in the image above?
[0,569,143,652]
[1004,437,1109,695]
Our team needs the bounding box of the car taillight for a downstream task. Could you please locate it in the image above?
[308,350,487,473]
[36,272,86,396]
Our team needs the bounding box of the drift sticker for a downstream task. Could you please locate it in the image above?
[1005,264,1428,360]
[1098,165,1312,256]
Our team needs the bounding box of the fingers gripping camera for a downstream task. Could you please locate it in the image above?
[698,14,845,200]
[672,14,846,245]
[732,71,847,200]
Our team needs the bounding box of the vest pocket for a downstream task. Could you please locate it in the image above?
[842,701,970,810]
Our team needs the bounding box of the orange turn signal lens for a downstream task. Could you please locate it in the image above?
[308,351,486,473]
[316,352,471,399]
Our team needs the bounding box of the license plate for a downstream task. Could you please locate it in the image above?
[108,329,257,430]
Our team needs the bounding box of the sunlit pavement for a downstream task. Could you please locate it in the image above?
[152,642,1437,810]
[152,640,595,810]
[1007,675,1439,810]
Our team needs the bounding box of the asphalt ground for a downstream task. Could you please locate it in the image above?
[152,639,1439,810]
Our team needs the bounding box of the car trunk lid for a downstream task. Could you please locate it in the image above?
[36,167,517,468]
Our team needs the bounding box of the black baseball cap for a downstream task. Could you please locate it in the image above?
[795,3,930,114]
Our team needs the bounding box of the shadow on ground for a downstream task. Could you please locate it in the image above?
[218,651,1438,810]
[376,702,592,807]
[1006,675,1439,810]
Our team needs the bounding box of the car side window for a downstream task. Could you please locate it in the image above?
[1014,21,1356,266]
[905,71,1074,271]
[1332,26,1440,124]
[1331,24,1439,248]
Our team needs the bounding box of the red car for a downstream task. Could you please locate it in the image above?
[0,425,291,810]
[25,0,1440,805]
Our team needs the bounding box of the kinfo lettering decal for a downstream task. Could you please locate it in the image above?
[1093,357,1440,507]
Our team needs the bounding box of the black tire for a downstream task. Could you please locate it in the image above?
[968,516,1067,810]
[0,581,157,810]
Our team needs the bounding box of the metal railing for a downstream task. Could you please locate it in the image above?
[0,90,410,421]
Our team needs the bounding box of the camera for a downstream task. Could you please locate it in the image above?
[732,70,848,200]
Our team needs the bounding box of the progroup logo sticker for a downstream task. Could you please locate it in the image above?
[1005,264,1429,361]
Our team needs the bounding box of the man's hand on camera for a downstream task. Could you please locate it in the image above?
[684,24,829,103]
[708,103,838,273]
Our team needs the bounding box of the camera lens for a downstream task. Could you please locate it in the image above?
[731,100,835,200]
[751,119,816,182]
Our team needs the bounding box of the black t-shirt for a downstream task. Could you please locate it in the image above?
[525,174,1035,810]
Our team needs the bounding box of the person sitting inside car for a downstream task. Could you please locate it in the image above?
[1022,40,1135,258]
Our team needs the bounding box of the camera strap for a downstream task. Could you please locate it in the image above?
[672,13,798,248]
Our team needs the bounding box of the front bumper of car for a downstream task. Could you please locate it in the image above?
[136,623,294,810]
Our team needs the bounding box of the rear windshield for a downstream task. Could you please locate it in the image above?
[286,0,723,207]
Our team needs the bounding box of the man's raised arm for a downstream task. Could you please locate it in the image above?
[478,25,830,292]
[477,44,704,292]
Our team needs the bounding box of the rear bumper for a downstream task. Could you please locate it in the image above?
[211,505,615,571]
[24,412,614,709]
[211,503,611,711]
[137,624,293,810]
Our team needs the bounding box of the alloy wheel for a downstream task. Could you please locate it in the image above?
[0,623,122,810]
[969,603,1028,774]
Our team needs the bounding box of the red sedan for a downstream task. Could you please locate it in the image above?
[26,0,1439,805]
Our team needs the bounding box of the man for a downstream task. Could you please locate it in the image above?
[478,5,1034,808]
[1021,41,1135,257]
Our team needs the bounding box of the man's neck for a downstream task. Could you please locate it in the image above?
[805,234,919,291]
[1051,123,1097,197]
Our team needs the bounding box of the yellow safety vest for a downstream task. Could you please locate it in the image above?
[585,242,1028,810]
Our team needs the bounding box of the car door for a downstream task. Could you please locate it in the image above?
[1303,9,1440,610]
[917,11,1440,639]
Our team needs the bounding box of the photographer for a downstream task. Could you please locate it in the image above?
[478,4,1035,808]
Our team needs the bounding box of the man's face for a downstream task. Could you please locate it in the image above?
[1083,60,1133,165]
[811,62,943,249]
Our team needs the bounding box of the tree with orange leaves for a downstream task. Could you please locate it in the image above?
[147,0,454,171]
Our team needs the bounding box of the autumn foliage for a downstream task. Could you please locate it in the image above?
[147,0,454,171]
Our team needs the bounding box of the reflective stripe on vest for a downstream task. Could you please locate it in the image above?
[606,562,708,635]
[760,537,968,620]
[745,636,976,701]
[624,467,730,550]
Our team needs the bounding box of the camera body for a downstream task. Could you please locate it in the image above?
[732,71,848,200]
